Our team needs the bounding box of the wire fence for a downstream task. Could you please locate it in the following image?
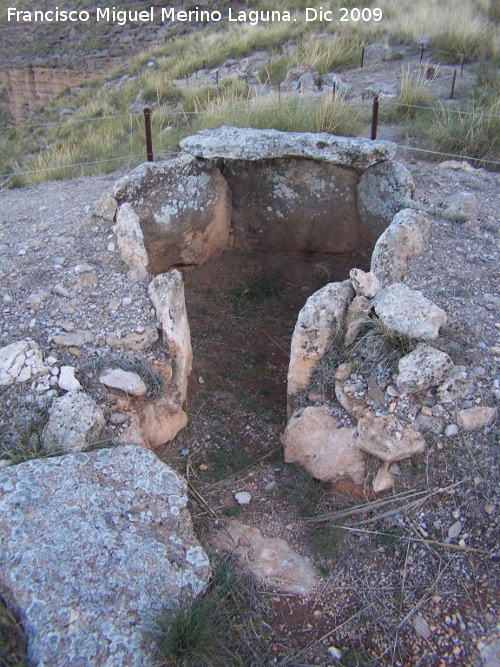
[1,45,499,183]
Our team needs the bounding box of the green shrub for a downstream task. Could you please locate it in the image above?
[389,65,435,121]
[432,27,496,63]
[0,594,27,667]
[145,559,270,666]
[418,96,500,167]
[284,463,328,517]
[139,72,183,106]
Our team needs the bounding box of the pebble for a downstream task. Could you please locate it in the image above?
[3,295,12,304]
[448,520,463,539]
[54,284,71,298]
[107,242,116,252]
[412,614,431,639]
[445,424,459,436]
[472,366,487,377]
[265,481,276,492]
[58,366,82,392]
[235,491,252,505]
[484,503,495,516]
[328,646,342,660]
[109,413,127,426]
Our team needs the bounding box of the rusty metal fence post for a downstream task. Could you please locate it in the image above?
[371,96,379,140]
[450,69,457,99]
[144,107,153,162]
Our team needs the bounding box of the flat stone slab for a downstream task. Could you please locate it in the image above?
[0,446,211,666]
[211,519,318,596]
[373,283,447,340]
[180,126,397,167]
[282,405,365,485]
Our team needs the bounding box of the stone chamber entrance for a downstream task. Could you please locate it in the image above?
[110,127,415,477]
[181,246,369,470]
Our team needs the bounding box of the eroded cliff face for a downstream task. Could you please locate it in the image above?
[2,66,90,124]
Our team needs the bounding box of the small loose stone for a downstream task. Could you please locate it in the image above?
[235,491,252,505]
[448,521,463,539]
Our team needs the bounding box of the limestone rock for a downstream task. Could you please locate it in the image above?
[113,155,231,275]
[180,126,396,167]
[138,396,188,448]
[365,82,398,98]
[321,72,349,96]
[334,363,351,381]
[344,295,373,346]
[42,391,105,454]
[50,331,94,347]
[437,366,473,403]
[357,413,426,462]
[94,189,118,221]
[282,405,365,485]
[211,519,317,596]
[349,268,382,298]
[412,614,431,640]
[373,462,394,493]
[396,344,453,394]
[287,280,354,413]
[148,271,192,404]
[58,365,82,392]
[99,368,147,397]
[456,406,497,431]
[0,339,48,386]
[283,67,319,93]
[358,162,415,247]
[370,209,431,287]
[373,284,447,339]
[223,157,362,255]
[441,192,477,224]
[106,325,158,351]
[0,446,210,666]
[113,203,150,280]
[335,379,370,417]
[235,491,252,505]
[413,413,444,435]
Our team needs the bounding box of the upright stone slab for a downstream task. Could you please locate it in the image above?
[358,161,415,247]
[287,280,354,415]
[223,158,362,254]
[0,446,211,667]
[113,155,231,275]
[148,270,192,404]
[370,208,431,287]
